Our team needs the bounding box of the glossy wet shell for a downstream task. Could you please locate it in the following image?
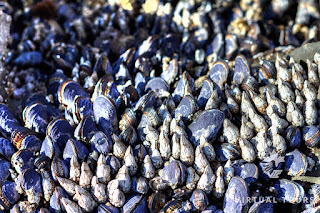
[234,163,259,186]
[223,176,249,213]
[0,104,21,139]
[123,195,148,213]
[233,55,251,85]
[160,160,187,189]
[274,179,305,204]
[145,77,169,93]
[148,192,167,213]
[284,149,308,176]
[22,102,48,134]
[58,80,90,108]
[46,118,73,149]
[174,95,198,122]
[208,60,229,89]
[93,95,118,135]
[248,199,274,213]
[187,109,225,146]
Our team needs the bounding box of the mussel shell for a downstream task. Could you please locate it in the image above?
[161,160,187,189]
[93,95,118,135]
[134,90,156,112]
[51,156,69,182]
[131,177,148,195]
[58,80,90,108]
[93,53,114,77]
[0,160,10,184]
[225,34,238,60]
[133,144,148,164]
[215,143,241,162]
[241,76,258,93]
[274,179,305,204]
[63,138,89,165]
[49,186,68,213]
[283,126,302,148]
[284,149,308,176]
[224,177,249,213]
[97,204,120,213]
[145,77,169,94]
[187,109,225,146]
[135,72,146,96]
[148,192,167,213]
[22,102,48,134]
[34,156,51,171]
[233,54,251,85]
[0,138,16,160]
[258,59,276,84]
[40,135,61,159]
[0,181,20,210]
[106,155,121,175]
[11,149,35,174]
[173,71,195,104]
[120,125,138,145]
[72,96,94,123]
[46,118,73,149]
[92,74,120,102]
[174,95,198,122]
[19,135,42,153]
[302,125,320,148]
[197,78,215,109]
[74,116,98,143]
[234,163,259,185]
[19,168,42,194]
[190,189,209,211]
[248,199,273,213]
[48,71,68,104]
[123,195,148,213]
[159,199,182,213]
[90,131,113,155]
[119,108,137,131]
[0,104,21,139]
[208,60,229,89]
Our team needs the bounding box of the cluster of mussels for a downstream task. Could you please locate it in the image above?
[1,0,320,213]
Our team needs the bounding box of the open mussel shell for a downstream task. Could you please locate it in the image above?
[216,143,241,162]
[187,109,225,146]
[302,125,320,147]
[0,103,21,139]
[123,194,148,213]
[284,149,308,176]
[58,80,90,108]
[93,95,118,135]
[224,177,249,213]
[63,138,89,165]
[22,102,48,134]
[274,179,305,204]
[0,181,20,210]
[208,60,229,89]
[90,131,113,155]
[46,118,73,149]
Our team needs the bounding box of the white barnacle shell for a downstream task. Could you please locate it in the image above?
[278,78,295,104]
[180,134,194,166]
[223,118,239,145]
[79,162,93,190]
[254,131,270,160]
[241,91,254,117]
[144,124,159,148]
[197,165,215,194]
[291,66,304,90]
[229,84,242,104]
[107,179,125,207]
[186,167,200,190]
[194,145,210,175]
[303,80,317,102]
[124,146,138,176]
[70,156,81,183]
[276,54,291,82]
[248,90,267,114]
[270,133,287,154]
[239,138,256,163]
[149,145,163,169]
[307,59,319,88]
[96,154,111,184]
[240,116,254,140]
[223,159,234,184]
[304,100,318,125]
[171,133,181,159]
[73,185,97,212]
[141,155,155,179]
[116,165,131,194]
[91,176,107,204]
[225,89,239,114]
[41,170,55,202]
[295,89,305,110]
[266,90,286,117]
[269,112,288,134]
[199,136,215,162]
[56,176,77,197]
[286,101,304,127]
[112,134,127,159]
[170,117,187,137]
[159,127,171,160]
[248,107,268,132]
[61,197,83,213]
[213,166,225,198]
[205,88,221,110]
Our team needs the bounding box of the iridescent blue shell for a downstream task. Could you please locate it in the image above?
[234,163,259,186]
[225,34,238,60]
[233,54,251,85]
[74,116,98,143]
[174,95,198,122]
[148,192,167,213]
[187,109,225,146]
[11,149,35,174]
[19,135,42,153]
[23,102,48,134]
[284,149,308,176]
[63,139,89,165]
[90,131,113,155]
[50,186,68,213]
[145,77,169,94]
[0,103,21,139]
[208,60,229,89]
[223,177,249,213]
[190,189,208,211]
[97,204,120,213]
[173,71,195,104]
[46,118,73,149]
[197,78,215,109]
[72,96,94,123]
[51,156,69,182]
[14,51,43,67]
[248,199,273,213]
[302,125,320,148]
[283,126,301,148]
[19,168,42,195]
[0,160,10,183]
[123,195,148,213]
[161,160,187,189]
[135,72,146,96]
[0,181,20,210]
[258,59,276,84]
[274,179,305,204]
[93,95,118,135]
[58,80,90,108]
[40,135,61,159]
[215,143,241,162]
[0,138,16,160]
